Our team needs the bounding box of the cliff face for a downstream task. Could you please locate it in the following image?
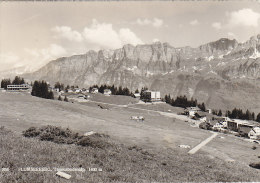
[24,34,260,112]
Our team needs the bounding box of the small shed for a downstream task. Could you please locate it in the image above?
[248,127,260,140]
[104,89,112,96]
[133,93,141,98]
[91,88,99,94]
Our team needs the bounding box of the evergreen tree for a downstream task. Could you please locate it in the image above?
[252,112,255,121]
[54,82,64,91]
[198,102,206,112]
[64,96,69,102]
[217,109,222,116]
[140,87,148,100]
[12,76,25,85]
[58,95,62,101]
[256,113,260,122]
[1,79,11,89]
[31,80,54,100]
[47,91,54,99]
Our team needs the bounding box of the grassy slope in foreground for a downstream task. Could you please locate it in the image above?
[1,127,260,182]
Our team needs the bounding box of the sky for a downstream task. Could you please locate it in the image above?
[0,1,260,72]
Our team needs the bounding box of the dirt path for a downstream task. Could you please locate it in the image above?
[188,132,218,154]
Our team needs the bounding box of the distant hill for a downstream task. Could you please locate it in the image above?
[23,34,260,112]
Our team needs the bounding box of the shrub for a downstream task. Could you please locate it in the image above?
[77,135,109,149]
[22,127,40,137]
[22,126,110,148]
[199,122,211,130]
[39,132,55,141]
[249,162,260,169]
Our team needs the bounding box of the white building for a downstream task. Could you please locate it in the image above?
[75,88,82,93]
[91,88,99,94]
[7,84,30,91]
[133,93,141,98]
[142,90,161,102]
[206,109,212,114]
[248,127,260,140]
[186,107,201,117]
[104,89,112,96]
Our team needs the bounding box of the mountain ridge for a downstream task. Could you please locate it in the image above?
[23,34,260,112]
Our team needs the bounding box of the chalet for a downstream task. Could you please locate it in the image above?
[104,89,112,96]
[53,88,60,92]
[185,107,201,117]
[206,109,212,114]
[248,127,260,140]
[227,119,258,136]
[91,88,99,94]
[7,84,30,91]
[238,121,259,137]
[227,121,239,132]
[142,90,161,102]
[67,89,73,93]
[133,93,141,98]
[75,88,82,93]
[78,95,85,99]
[82,88,89,93]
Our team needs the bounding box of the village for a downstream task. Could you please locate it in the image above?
[2,82,260,143]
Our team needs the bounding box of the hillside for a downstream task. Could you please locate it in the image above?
[1,92,260,182]
[23,34,260,112]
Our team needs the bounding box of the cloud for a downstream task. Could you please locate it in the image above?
[83,19,143,49]
[152,38,160,43]
[227,32,236,38]
[52,26,83,42]
[212,22,222,30]
[0,52,19,64]
[190,19,199,26]
[227,8,260,27]
[136,18,164,28]
[24,44,67,70]
[152,18,164,28]
[119,28,143,46]
[0,52,20,71]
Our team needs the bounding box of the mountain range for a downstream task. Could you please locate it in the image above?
[23,34,260,112]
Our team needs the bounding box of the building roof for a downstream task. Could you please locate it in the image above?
[228,119,260,127]
[134,93,140,97]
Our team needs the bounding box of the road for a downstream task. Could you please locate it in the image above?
[188,132,218,154]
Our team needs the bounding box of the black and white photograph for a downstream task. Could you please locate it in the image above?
[1,0,260,182]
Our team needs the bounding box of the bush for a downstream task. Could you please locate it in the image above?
[22,127,40,137]
[249,162,260,169]
[199,122,212,130]
[77,134,110,149]
[39,132,55,141]
[22,126,110,148]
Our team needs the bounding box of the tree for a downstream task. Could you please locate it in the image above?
[64,96,69,102]
[31,80,54,100]
[256,113,260,122]
[58,95,62,101]
[1,79,11,89]
[135,89,139,93]
[54,82,64,91]
[252,112,255,121]
[47,91,54,99]
[164,94,171,104]
[198,102,206,112]
[140,87,148,100]
[217,109,222,116]
[12,76,25,85]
